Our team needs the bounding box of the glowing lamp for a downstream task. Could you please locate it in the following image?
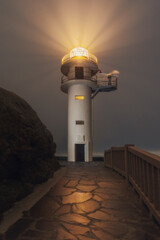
[70,47,89,59]
[61,47,97,64]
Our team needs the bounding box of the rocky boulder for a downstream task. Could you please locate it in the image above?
[0,87,59,215]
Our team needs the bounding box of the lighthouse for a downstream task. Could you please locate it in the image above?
[61,47,119,162]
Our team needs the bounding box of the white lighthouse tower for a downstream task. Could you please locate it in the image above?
[61,47,119,162]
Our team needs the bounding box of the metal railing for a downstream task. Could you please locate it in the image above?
[104,145,160,224]
[96,79,117,88]
[61,74,117,88]
[61,75,97,84]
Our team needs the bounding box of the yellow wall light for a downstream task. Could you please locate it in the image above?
[75,95,85,100]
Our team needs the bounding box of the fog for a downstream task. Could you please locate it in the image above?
[0,0,160,155]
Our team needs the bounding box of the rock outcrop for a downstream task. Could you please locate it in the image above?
[0,87,59,215]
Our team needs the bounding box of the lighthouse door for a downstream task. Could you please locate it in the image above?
[75,144,85,162]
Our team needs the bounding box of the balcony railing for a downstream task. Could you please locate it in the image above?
[61,74,117,88]
[61,75,97,84]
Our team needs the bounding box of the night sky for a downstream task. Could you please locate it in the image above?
[0,0,160,155]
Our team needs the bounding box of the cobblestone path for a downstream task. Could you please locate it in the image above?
[4,162,160,240]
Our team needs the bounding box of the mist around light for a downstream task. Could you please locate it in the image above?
[1,0,160,155]
[1,0,151,57]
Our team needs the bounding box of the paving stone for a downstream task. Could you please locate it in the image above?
[100,207,111,214]
[97,181,109,187]
[101,199,134,210]
[92,229,115,240]
[56,227,77,240]
[66,179,79,187]
[93,194,103,202]
[56,177,69,187]
[62,223,89,235]
[94,192,114,200]
[77,235,95,240]
[74,200,100,213]
[88,210,116,221]
[76,185,97,192]
[5,218,34,240]
[92,221,128,237]
[97,181,124,188]
[49,185,76,196]
[72,204,85,214]
[59,213,90,225]
[55,204,71,216]
[30,197,60,218]
[95,187,128,197]
[35,219,59,231]
[80,179,95,185]
[94,187,114,194]
[62,192,92,204]
[105,208,141,220]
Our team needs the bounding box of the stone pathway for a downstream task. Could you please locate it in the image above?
[3,162,160,240]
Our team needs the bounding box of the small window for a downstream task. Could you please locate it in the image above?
[75,95,85,100]
[75,67,84,79]
[76,120,84,125]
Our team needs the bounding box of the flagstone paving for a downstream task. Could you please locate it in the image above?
[3,162,160,240]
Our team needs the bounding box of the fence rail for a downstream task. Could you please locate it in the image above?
[104,145,160,224]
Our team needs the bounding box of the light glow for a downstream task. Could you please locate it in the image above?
[5,1,150,60]
[75,95,85,100]
[70,47,89,59]
[62,47,97,64]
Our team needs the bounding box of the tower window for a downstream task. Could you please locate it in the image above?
[75,95,84,100]
[75,67,84,79]
[76,120,84,125]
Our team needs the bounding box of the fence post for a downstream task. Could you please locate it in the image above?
[104,150,106,166]
[124,144,134,181]
[111,147,113,168]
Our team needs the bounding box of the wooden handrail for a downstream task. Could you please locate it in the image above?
[128,146,160,168]
[104,144,160,225]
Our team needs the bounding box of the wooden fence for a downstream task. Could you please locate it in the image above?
[104,145,160,225]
